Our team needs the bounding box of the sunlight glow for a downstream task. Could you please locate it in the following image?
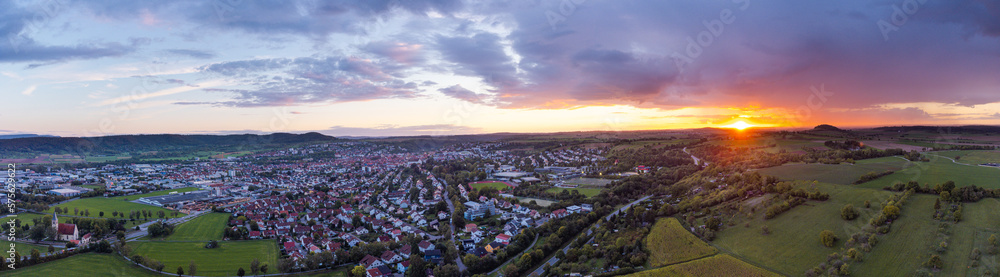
[722,121,755,130]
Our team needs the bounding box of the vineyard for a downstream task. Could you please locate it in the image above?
[645,217,717,267]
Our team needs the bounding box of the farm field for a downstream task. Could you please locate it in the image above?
[46,197,185,220]
[546,187,603,198]
[471,181,511,191]
[160,212,228,241]
[3,253,160,277]
[757,156,911,185]
[859,155,1000,189]
[84,155,131,162]
[645,217,717,267]
[714,182,896,275]
[130,240,279,276]
[112,187,203,200]
[625,254,778,277]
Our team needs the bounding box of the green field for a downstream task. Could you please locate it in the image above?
[160,213,228,241]
[80,184,106,190]
[130,240,279,276]
[47,198,185,220]
[859,155,1000,189]
[471,182,510,191]
[645,217,718,267]
[85,155,131,162]
[714,182,896,275]
[935,150,1000,166]
[546,187,603,198]
[855,195,1000,276]
[563,177,614,187]
[112,187,202,200]
[3,253,160,276]
[756,156,911,185]
[625,254,778,277]
[3,240,52,256]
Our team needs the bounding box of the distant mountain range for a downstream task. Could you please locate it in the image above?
[0,132,336,156]
[0,134,58,140]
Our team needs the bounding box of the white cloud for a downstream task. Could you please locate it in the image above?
[20,85,37,96]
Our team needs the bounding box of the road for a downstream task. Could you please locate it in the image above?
[683,147,708,166]
[439,181,467,272]
[529,195,653,276]
[125,209,208,241]
[488,233,539,276]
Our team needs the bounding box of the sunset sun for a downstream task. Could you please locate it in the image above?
[722,120,755,130]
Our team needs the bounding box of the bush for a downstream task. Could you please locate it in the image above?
[841,204,859,220]
[820,230,838,247]
[924,255,943,269]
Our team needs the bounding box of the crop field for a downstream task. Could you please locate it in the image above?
[84,155,131,162]
[645,217,718,267]
[160,212,229,241]
[756,156,911,185]
[3,253,159,277]
[714,182,896,275]
[46,197,184,220]
[112,187,203,200]
[471,181,511,191]
[625,254,778,277]
[858,156,1000,189]
[546,187,603,198]
[130,240,279,276]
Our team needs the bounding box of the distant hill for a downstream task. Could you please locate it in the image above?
[0,132,336,157]
[813,124,843,132]
[0,134,58,140]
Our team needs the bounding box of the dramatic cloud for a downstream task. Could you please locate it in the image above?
[195,56,418,107]
[439,85,487,104]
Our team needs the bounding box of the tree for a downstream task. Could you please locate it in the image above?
[352,265,366,277]
[30,249,40,263]
[990,234,998,246]
[250,258,261,275]
[48,245,55,254]
[934,198,941,210]
[260,264,268,275]
[29,223,52,242]
[100,211,105,217]
[841,204,859,220]
[924,255,943,269]
[882,205,900,219]
[237,267,245,277]
[189,261,197,276]
[820,230,838,247]
[177,266,184,277]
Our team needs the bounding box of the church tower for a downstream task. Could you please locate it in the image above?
[52,211,59,230]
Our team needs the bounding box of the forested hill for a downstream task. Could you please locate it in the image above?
[0,132,336,156]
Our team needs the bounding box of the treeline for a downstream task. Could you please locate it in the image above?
[601,145,699,172]
[824,140,862,150]
[689,145,799,169]
[885,180,1000,203]
[0,240,113,271]
[854,170,895,185]
[463,229,536,274]
[499,209,609,277]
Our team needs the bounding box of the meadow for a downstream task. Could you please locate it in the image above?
[159,212,228,241]
[3,253,160,277]
[471,181,511,191]
[713,182,896,275]
[645,217,718,267]
[4,240,51,256]
[546,187,603,198]
[130,240,279,276]
[859,155,1000,189]
[46,197,184,220]
[625,254,778,277]
[756,156,911,185]
[934,150,1000,165]
[112,187,203,200]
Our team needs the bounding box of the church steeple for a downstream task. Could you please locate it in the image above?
[52,210,58,229]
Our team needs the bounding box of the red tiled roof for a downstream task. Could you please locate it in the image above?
[57,223,76,235]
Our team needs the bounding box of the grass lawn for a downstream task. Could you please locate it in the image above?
[3,253,160,276]
[625,254,778,277]
[713,182,896,275]
[80,184,105,190]
[471,182,510,191]
[858,156,1000,189]
[47,197,185,220]
[645,217,717,267]
[157,213,229,241]
[756,156,911,185]
[3,240,52,256]
[112,187,202,200]
[546,187,603,198]
[130,240,279,276]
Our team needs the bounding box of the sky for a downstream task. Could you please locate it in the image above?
[1,0,999,137]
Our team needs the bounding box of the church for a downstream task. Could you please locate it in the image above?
[52,212,79,241]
